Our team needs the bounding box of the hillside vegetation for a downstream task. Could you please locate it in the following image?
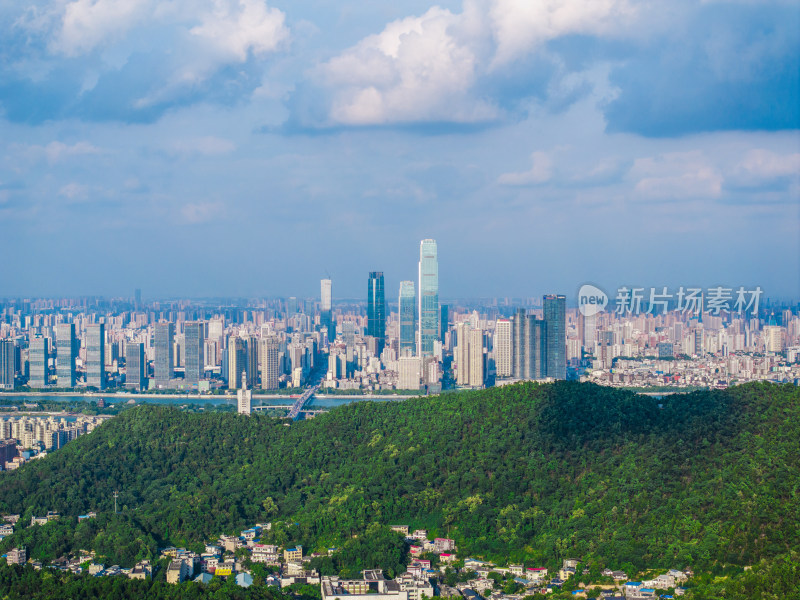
[0,381,797,573]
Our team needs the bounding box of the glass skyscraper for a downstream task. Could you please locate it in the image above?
[543,294,566,380]
[154,322,174,386]
[28,336,49,388]
[86,323,106,389]
[367,272,386,354]
[55,323,76,388]
[0,340,15,390]
[418,239,439,356]
[184,321,205,385]
[126,342,145,390]
[399,280,416,355]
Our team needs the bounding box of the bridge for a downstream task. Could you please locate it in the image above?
[287,384,321,420]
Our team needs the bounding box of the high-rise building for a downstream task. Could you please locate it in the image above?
[525,316,545,379]
[320,278,335,342]
[228,337,247,390]
[494,319,512,378]
[455,322,471,386]
[469,328,485,388]
[321,279,332,311]
[543,294,566,380]
[418,239,439,356]
[367,272,386,354]
[28,337,49,388]
[399,281,416,356]
[126,342,145,390]
[246,336,258,387]
[512,309,545,380]
[259,336,280,390]
[398,356,421,390]
[184,322,205,385]
[0,340,15,390]
[154,322,174,386]
[55,323,76,388]
[439,304,449,344]
[86,323,106,389]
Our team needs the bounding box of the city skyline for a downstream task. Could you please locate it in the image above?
[0,1,797,299]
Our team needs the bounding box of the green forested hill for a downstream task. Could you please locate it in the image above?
[0,381,798,573]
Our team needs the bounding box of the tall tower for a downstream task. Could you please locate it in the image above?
[455,322,471,386]
[494,319,512,378]
[418,239,439,356]
[468,328,485,388]
[0,339,15,390]
[259,336,280,390]
[399,281,416,356]
[367,272,386,354]
[320,279,332,311]
[228,337,247,390]
[28,337,49,388]
[543,294,566,380]
[126,342,145,390]
[154,322,174,386]
[86,323,106,390]
[184,322,205,385]
[55,323,76,388]
[237,371,252,415]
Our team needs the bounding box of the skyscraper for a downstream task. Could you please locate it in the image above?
[55,323,76,388]
[0,340,15,390]
[512,309,545,380]
[126,342,144,390]
[321,279,332,311]
[418,239,439,356]
[228,337,247,390]
[439,304,449,344]
[367,272,386,354]
[320,278,335,342]
[154,322,174,386]
[259,336,280,390]
[86,323,106,389]
[455,322,471,386]
[494,319,512,378]
[184,322,205,385]
[399,281,416,355]
[28,337,49,388]
[543,294,566,380]
[469,328,485,388]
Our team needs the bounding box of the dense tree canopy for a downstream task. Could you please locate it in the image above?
[0,382,797,575]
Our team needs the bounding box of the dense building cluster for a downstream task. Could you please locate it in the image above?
[1,239,797,398]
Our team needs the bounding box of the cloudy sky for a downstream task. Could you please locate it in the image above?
[1,0,798,301]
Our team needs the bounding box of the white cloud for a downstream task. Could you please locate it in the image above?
[190,0,288,62]
[56,0,147,56]
[729,149,800,187]
[498,151,554,185]
[44,141,102,163]
[630,150,723,199]
[169,136,236,156]
[49,0,289,71]
[322,7,496,126]
[488,0,637,66]
[311,0,641,127]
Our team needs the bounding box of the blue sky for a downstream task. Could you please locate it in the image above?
[0,0,798,301]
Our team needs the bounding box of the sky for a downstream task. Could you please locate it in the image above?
[0,0,798,301]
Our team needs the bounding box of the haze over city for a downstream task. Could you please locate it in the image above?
[0,0,798,299]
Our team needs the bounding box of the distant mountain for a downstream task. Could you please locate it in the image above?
[0,382,797,573]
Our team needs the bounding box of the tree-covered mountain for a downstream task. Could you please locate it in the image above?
[0,382,797,573]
